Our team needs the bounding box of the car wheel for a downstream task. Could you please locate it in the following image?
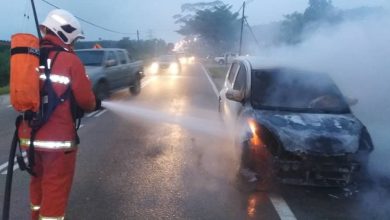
[218,60,225,65]
[240,140,256,171]
[239,140,274,188]
[130,74,141,95]
[95,81,109,100]
[355,153,371,184]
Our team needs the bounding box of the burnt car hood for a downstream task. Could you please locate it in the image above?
[252,110,363,156]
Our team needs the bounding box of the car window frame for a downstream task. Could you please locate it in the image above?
[117,50,128,65]
[233,63,247,92]
[106,51,118,67]
[227,62,240,84]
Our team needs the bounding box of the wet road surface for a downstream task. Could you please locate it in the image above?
[0,63,389,219]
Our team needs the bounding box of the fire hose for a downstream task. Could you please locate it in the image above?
[2,1,41,219]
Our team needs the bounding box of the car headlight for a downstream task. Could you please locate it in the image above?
[150,62,159,74]
[169,62,179,74]
[179,57,187,64]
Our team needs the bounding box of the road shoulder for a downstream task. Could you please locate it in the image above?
[0,94,10,108]
[200,63,228,92]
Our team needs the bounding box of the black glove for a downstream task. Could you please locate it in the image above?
[95,98,102,111]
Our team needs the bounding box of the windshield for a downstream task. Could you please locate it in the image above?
[76,50,104,66]
[251,68,350,113]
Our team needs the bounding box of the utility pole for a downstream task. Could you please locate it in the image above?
[137,30,140,42]
[239,1,246,56]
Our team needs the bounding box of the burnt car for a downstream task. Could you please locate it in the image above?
[219,57,374,187]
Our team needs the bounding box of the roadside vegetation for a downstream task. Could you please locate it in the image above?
[207,66,228,79]
[0,43,10,89]
[75,38,172,61]
[0,85,9,95]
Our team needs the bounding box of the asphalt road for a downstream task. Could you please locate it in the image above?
[0,63,389,219]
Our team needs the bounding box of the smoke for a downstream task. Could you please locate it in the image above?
[256,11,390,178]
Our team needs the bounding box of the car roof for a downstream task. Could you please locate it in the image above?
[234,56,287,70]
[233,56,331,78]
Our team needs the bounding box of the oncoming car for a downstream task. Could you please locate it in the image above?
[219,57,374,187]
[149,55,181,75]
[176,52,195,64]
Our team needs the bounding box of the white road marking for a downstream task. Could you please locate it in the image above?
[199,64,219,97]
[86,110,99,118]
[0,162,9,172]
[94,109,107,118]
[141,77,155,88]
[269,193,297,220]
[2,162,23,175]
[1,152,27,175]
[78,124,85,129]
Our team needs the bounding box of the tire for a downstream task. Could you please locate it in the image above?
[218,60,225,65]
[240,140,273,180]
[355,153,371,184]
[240,140,256,171]
[95,81,109,100]
[129,74,141,95]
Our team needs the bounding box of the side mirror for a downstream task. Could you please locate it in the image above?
[226,89,244,102]
[105,59,117,67]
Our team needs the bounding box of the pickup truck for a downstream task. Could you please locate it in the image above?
[214,52,238,65]
[76,48,144,99]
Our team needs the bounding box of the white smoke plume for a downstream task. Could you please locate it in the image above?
[258,11,390,178]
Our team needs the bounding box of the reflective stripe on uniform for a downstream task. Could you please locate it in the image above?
[39,74,70,85]
[31,204,41,211]
[20,138,75,150]
[39,216,64,220]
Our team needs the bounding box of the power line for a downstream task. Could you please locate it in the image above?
[39,0,138,35]
[235,5,243,15]
[244,17,262,50]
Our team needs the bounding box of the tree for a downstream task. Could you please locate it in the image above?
[280,12,305,44]
[75,38,169,61]
[0,44,10,87]
[304,0,335,21]
[279,0,342,44]
[175,2,240,54]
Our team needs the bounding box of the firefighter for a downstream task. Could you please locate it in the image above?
[17,9,99,220]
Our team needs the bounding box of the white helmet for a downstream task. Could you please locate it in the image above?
[40,9,85,44]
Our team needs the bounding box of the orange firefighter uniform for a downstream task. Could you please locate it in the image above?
[18,34,96,220]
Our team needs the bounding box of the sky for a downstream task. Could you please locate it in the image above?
[1,0,389,42]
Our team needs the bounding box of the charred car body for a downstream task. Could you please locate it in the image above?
[219,57,374,187]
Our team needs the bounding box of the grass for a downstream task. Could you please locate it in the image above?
[0,86,9,95]
[207,66,228,79]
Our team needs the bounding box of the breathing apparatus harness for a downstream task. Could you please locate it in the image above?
[2,1,82,219]
[16,40,84,176]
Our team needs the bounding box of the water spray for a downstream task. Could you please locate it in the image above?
[102,100,228,138]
